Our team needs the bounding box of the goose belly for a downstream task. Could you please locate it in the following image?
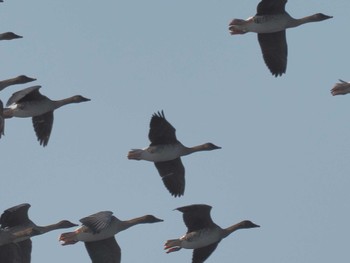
[239,15,289,33]
[180,229,222,249]
[8,102,54,118]
[77,228,117,242]
[141,144,184,162]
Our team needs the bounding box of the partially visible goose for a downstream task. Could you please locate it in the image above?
[331,79,350,96]
[165,204,259,263]
[0,100,4,138]
[59,211,163,263]
[127,111,221,197]
[3,85,90,146]
[0,32,22,41]
[0,203,77,263]
[229,0,332,77]
[0,75,36,92]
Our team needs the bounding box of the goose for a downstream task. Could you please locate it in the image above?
[59,211,163,263]
[127,110,221,197]
[165,204,259,263]
[229,0,332,77]
[0,75,36,92]
[3,85,90,146]
[0,32,22,41]
[0,203,77,263]
[331,79,350,96]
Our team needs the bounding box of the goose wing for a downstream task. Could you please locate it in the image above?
[0,240,32,263]
[80,211,114,234]
[192,242,220,263]
[256,0,287,15]
[176,204,214,232]
[0,203,31,227]
[6,86,44,106]
[154,158,185,197]
[18,240,32,263]
[149,110,178,146]
[258,31,287,77]
[32,111,54,147]
[85,237,121,263]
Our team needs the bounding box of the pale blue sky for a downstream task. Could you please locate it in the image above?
[1,0,349,262]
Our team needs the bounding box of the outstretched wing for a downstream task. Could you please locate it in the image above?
[148,110,178,145]
[6,86,44,106]
[192,242,220,263]
[258,31,287,77]
[176,204,215,232]
[257,0,287,15]
[32,111,54,147]
[154,158,185,197]
[85,237,121,263]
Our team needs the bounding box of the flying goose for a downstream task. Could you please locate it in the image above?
[0,203,77,263]
[127,111,221,197]
[3,85,90,146]
[229,0,332,77]
[165,204,259,263]
[59,211,163,263]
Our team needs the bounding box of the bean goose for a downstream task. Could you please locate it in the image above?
[3,85,90,146]
[165,204,259,263]
[229,0,332,77]
[59,211,163,263]
[0,203,77,263]
[127,111,221,197]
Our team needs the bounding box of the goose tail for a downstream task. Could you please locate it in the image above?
[127,149,143,160]
[59,231,78,246]
[164,239,182,253]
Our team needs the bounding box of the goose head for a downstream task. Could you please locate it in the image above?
[17,75,37,83]
[237,220,260,229]
[202,143,221,151]
[1,32,23,40]
[70,95,91,103]
[311,13,333,21]
[57,220,79,228]
[142,215,164,223]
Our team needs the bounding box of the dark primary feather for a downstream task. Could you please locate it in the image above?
[258,31,287,77]
[85,237,121,263]
[32,111,54,147]
[154,158,185,197]
[0,203,31,228]
[176,204,215,233]
[148,110,178,146]
[192,242,220,263]
[256,0,287,15]
[6,86,44,106]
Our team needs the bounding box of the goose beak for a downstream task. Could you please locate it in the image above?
[81,97,91,102]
